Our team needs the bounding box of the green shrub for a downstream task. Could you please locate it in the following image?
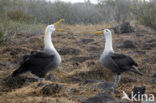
[0,19,45,43]
[7,10,35,23]
[0,31,3,43]
[131,1,156,30]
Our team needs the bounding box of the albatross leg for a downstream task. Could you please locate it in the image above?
[36,78,45,87]
[114,73,118,83]
[112,73,118,93]
[117,75,121,84]
[38,78,45,83]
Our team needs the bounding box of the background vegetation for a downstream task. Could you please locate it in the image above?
[0,0,156,43]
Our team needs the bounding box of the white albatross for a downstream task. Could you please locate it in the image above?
[94,29,142,85]
[12,19,65,80]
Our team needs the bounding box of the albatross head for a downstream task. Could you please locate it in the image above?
[45,19,65,34]
[94,29,112,37]
[94,29,114,52]
[46,25,56,32]
[44,19,65,50]
[104,29,111,37]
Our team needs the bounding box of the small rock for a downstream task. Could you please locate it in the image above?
[46,74,59,82]
[87,46,102,53]
[142,43,156,50]
[116,40,136,49]
[135,51,146,55]
[136,34,144,37]
[10,48,27,56]
[69,56,91,63]
[72,62,80,66]
[147,39,156,43]
[72,96,85,101]
[113,22,134,34]
[87,61,96,66]
[72,76,81,82]
[57,47,81,55]
[83,79,104,84]
[98,82,118,90]
[3,76,38,89]
[132,86,146,99]
[36,82,45,87]
[152,73,156,78]
[0,62,15,69]
[82,93,116,103]
[69,88,80,94]
[81,39,94,44]
[120,77,137,83]
[152,78,156,84]
[41,83,62,96]
[143,58,151,63]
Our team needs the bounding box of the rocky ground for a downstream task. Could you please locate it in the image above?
[0,24,156,103]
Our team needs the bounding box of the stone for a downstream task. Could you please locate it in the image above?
[56,47,81,55]
[82,93,116,103]
[116,40,136,49]
[3,76,38,89]
[152,73,156,78]
[152,78,156,84]
[120,77,137,83]
[147,39,156,43]
[72,76,81,82]
[41,83,62,96]
[113,22,134,34]
[135,51,146,55]
[98,82,118,90]
[81,38,94,44]
[87,46,102,53]
[132,86,146,99]
[83,79,104,84]
[69,56,91,63]
[46,73,59,82]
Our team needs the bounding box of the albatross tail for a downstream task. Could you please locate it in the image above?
[129,67,142,75]
[11,67,28,77]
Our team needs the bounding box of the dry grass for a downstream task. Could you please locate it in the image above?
[0,24,156,103]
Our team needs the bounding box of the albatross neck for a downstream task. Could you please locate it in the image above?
[104,33,114,52]
[44,30,56,52]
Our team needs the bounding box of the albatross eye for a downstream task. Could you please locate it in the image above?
[51,25,54,28]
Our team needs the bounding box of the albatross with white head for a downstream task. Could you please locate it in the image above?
[94,29,142,85]
[12,19,65,81]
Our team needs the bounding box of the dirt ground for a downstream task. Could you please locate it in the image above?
[0,24,156,103]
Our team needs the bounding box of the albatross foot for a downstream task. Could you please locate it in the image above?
[36,78,46,88]
[112,82,118,93]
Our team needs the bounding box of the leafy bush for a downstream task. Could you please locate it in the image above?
[7,10,34,23]
[0,31,3,43]
[97,0,132,23]
[131,0,156,30]
[0,19,45,43]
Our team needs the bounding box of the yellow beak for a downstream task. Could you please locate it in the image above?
[53,19,65,32]
[54,19,64,26]
[94,30,104,34]
[55,29,65,32]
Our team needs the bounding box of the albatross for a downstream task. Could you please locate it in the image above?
[94,29,142,85]
[12,19,65,80]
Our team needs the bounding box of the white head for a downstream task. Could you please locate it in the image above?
[45,24,56,33]
[44,19,65,50]
[45,19,65,34]
[94,29,113,52]
[94,29,111,35]
[104,29,112,37]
